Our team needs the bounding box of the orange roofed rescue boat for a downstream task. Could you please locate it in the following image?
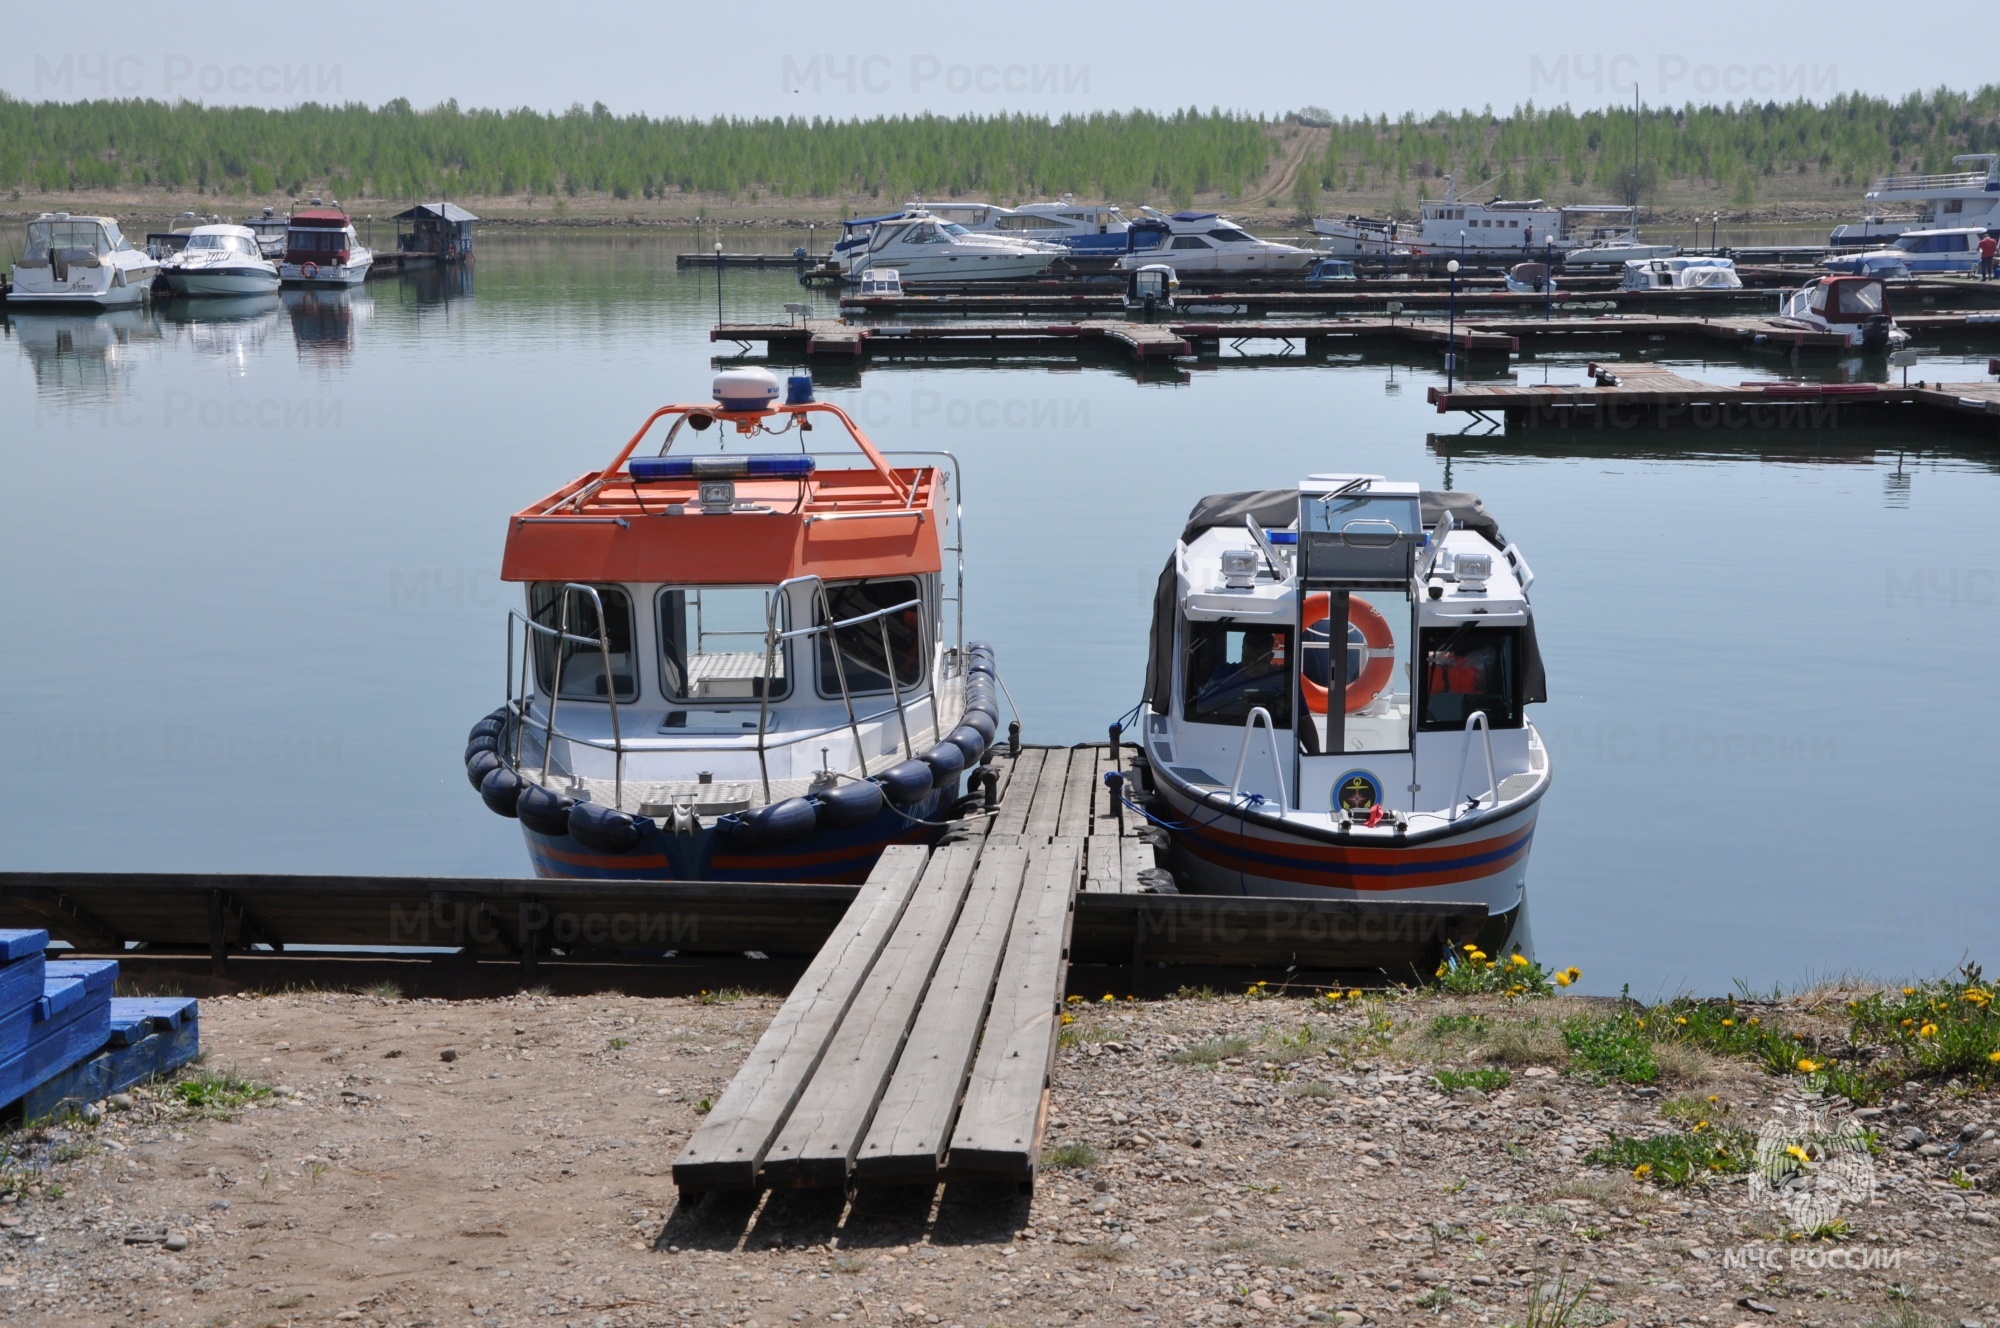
[464,368,1008,882]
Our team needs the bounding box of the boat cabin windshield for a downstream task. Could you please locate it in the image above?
[1418,625,1523,730]
[529,583,638,702]
[817,579,926,698]
[659,586,789,702]
[23,219,121,261]
[1184,623,1292,726]
[186,233,260,257]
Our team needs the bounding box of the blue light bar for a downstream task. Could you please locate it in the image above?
[630,454,817,481]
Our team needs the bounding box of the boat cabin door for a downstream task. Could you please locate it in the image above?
[1293,483,1422,818]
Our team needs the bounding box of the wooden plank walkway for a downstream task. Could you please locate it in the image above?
[713,318,1513,363]
[1430,364,2000,434]
[672,745,1150,1196]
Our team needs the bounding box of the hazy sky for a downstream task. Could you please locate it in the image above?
[4,1,1984,121]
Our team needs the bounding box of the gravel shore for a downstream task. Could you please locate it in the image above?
[1,987,1993,1328]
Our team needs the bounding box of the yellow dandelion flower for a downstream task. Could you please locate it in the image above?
[1706,1094,1719,1103]
[1747,1017,1761,1026]
[1067,995,1083,1005]
[1901,987,1916,996]
[1060,1013,1075,1025]
[1900,1017,1915,1028]
[1796,1058,1821,1074]
[1694,1120,1710,1131]
[1347,989,1363,1000]
[1675,1016,1688,1026]
[1554,972,1572,987]
[1102,994,1117,1004]
[1988,1050,2000,1064]
[1785,1145,1811,1165]
[1509,954,1530,968]
[1919,1023,1938,1039]
[1566,968,1581,981]
[1632,1163,1653,1179]
[1721,1018,1735,1027]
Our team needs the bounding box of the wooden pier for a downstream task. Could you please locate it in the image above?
[714,318,1516,362]
[1430,364,2000,434]
[0,742,1484,1194]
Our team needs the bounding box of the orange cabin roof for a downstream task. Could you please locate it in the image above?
[500,402,944,585]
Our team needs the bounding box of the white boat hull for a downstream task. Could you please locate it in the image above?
[866,252,1055,282]
[7,272,154,308]
[166,268,282,297]
[1154,770,1538,912]
[279,253,372,287]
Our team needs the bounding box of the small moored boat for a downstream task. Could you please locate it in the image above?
[277,206,373,287]
[7,214,159,308]
[1131,478,1550,952]
[466,368,1005,883]
[1618,256,1742,291]
[1774,274,1908,351]
[160,224,281,297]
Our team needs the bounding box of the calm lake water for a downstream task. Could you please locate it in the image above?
[4,229,1995,996]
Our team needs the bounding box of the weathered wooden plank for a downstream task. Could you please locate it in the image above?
[672,846,930,1192]
[1082,835,1124,893]
[759,844,981,1187]
[1055,747,1097,840]
[1018,750,1070,843]
[852,843,1031,1181]
[986,748,1046,840]
[1120,840,1157,892]
[948,838,1080,1183]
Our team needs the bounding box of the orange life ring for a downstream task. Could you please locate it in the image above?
[301,261,319,280]
[1300,592,1395,716]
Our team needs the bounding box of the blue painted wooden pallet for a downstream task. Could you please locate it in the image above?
[0,929,46,963]
[17,998,200,1121]
[0,953,119,1111]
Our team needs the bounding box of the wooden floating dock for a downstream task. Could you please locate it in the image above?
[0,743,1485,1194]
[1430,364,2000,433]
[714,318,1516,362]
[675,251,813,269]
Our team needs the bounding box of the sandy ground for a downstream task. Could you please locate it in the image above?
[0,989,1994,1328]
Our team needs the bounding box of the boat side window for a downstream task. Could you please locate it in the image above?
[1845,282,1884,314]
[1171,236,1212,250]
[1808,284,1830,313]
[1418,626,1522,731]
[528,583,638,703]
[22,222,51,261]
[658,587,789,703]
[1207,229,1252,243]
[816,579,926,698]
[1182,621,1292,727]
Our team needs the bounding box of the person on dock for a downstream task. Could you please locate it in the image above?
[1523,225,1534,253]
[1980,230,1997,282]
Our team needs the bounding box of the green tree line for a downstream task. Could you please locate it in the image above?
[1303,87,2000,205]
[0,88,1995,205]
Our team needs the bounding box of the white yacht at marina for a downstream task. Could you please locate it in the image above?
[1118,209,1315,275]
[7,214,160,308]
[1313,175,1663,262]
[1828,155,2000,248]
[843,213,1061,282]
[276,206,373,287]
[160,224,282,297]
[913,195,1132,255]
[1133,479,1548,953]
[1823,226,1990,277]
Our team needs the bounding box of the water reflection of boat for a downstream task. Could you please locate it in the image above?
[281,287,371,360]
[5,307,158,399]
[156,294,283,359]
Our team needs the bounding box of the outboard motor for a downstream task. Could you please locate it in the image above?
[1860,314,1893,350]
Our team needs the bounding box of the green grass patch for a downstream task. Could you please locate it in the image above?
[1433,1067,1512,1093]
[1562,1015,1659,1085]
[170,1066,273,1116]
[693,988,743,1005]
[1042,1142,1101,1170]
[1586,1126,1754,1187]
[1171,1036,1252,1066]
[1171,984,1221,1001]
[1426,1013,1490,1039]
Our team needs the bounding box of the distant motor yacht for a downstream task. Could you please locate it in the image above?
[1823,226,1990,277]
[914,195,1132,255]
[844,213,1060,282]
[161,224,282,297]
[1118,209,1315,275]
[277,206,373,287]
[1828,155,2000,249]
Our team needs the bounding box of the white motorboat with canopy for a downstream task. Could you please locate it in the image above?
[7,214,159,308]
[1130,479,1549,951]
[842,212,1060,282]
[161,224,281,297]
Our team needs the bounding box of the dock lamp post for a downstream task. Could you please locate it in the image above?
[1446,258,1460,391]
[715,241,724,325]
[1711,210,1720,254]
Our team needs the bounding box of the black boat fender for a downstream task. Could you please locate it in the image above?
[568,800,647,854]
[874,758,935,806]
[479,763,525,817]
[946,725,990,762]
[727,797,819,847]
[920,740,967,786]
[812,779,884,829]
[516,782,576,836]
[956,708,997,745]
[466,747,503,790]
